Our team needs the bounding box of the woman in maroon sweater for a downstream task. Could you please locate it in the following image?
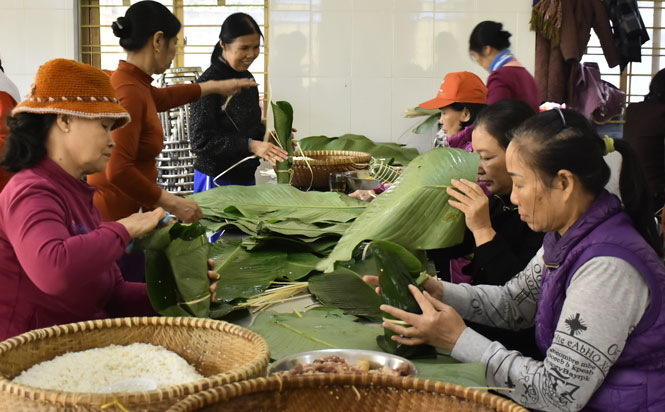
[469,21,541,112]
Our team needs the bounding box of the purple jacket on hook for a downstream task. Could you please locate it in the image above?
[535,190,665,411]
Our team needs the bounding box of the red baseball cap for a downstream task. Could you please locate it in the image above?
[419,71,487,110]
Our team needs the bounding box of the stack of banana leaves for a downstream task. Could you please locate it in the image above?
[134,146,478,322]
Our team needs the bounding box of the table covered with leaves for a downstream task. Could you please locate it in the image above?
[134,145,486,387]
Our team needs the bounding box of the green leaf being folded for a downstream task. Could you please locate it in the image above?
[317,148,479,272]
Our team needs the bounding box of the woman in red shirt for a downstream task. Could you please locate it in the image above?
[0,59,218,340]
[88,1,255,223]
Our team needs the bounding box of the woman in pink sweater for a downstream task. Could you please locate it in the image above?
[0,59,218,340]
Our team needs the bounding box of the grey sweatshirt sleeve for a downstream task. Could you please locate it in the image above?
[448,256,650,412]
[442,247,545,331]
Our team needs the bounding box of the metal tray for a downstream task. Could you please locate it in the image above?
[267,349,417,376]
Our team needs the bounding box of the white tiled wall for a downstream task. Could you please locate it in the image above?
[0,0,533,155]
[270,0,534,153]
[0,0,76,103]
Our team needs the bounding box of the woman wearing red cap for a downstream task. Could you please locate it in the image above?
[469,21,541,112]
[0,59,20,194]
[0,59,219,340]
[419,71,487,152]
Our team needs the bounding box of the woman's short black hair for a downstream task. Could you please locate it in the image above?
[512,108,662,256]
[469,21,511,54]
[211,13,263,64]
[646,68,665,104]
[112,1,181,51]
[1,113,56,173]
[448,102,486,129]
[474,100,536,148]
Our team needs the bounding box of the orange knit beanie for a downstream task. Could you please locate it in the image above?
[12,58,130,129]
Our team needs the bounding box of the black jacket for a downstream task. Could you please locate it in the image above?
[189,57,265,184]
[429,194,545,359]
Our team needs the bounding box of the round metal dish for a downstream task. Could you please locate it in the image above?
[267,349,417,376]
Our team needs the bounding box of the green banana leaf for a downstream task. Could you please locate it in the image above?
[317,148,479,272]
[250,307,486,387]
[272,101,294,184]
[190,184,367,225]
[297,134,419,166]
[414,112,441,134]
[308,268,383,321]
[242,235,338,254]
[208,239,321,303]
[136,223,211,318]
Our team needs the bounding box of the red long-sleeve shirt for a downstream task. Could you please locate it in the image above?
[0,158,154,340]
[88,60,201,220]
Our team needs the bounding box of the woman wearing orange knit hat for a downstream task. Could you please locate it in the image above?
[0,59,218,340]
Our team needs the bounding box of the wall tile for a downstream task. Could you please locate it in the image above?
[310,11,352,77]
[24,0,70,9]
[353,0,394,11]
[311,0,353,11]
[349,77,392,140]
[395,0,434,12]
[270,0,311,11]
[309,77,351,136]
[351,10,392,78]
[22,9,72,72]
[0,9,27,72]
[433,12,479,77]
[392,12,435,78]
[434,0,477,12]
[270,76,311,136]
[390,77,438,145]
[269,10,311,77]
[0,0,25,9]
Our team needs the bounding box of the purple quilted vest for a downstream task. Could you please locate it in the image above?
[535,191,665,411]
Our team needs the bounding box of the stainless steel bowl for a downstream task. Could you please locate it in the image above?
[267,349,417,376]
[346,170,381,192]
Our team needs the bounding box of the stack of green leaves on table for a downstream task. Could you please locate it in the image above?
[297,133,419,166]
[134,222,211,317]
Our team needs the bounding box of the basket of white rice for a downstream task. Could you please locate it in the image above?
[0,316,270,411]
[165,374,528,412]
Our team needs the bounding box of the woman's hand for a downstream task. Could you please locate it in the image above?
[381,285,466,351]
[362,274,443,301]
[349,190,376,202]
[447,178,495,246]
[168,196,202,223]
[251,140,288,166]
[117,208,166,238]
[207,259,218,302]
[200,78,258,97]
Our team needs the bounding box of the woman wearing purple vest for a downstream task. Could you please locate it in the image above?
[379,109,665,411]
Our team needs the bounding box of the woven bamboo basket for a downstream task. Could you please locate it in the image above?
[289,150,371,189]
[167,374,528,412]
[0,317,270,411]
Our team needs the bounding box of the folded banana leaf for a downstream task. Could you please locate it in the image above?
[272,101,294,184]
[135,223,211,318]
[189,184,367,225]
[317,148,479,272]
[308,268,383,321]
[297,133,419,166]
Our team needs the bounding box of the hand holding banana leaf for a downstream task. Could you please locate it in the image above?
[380,284,466,352]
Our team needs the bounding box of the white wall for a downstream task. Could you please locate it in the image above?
[0,0,76,103]
[269,0,535,152]
[0,0,533,154]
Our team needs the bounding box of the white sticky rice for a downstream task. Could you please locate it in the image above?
[11,343,204,393]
